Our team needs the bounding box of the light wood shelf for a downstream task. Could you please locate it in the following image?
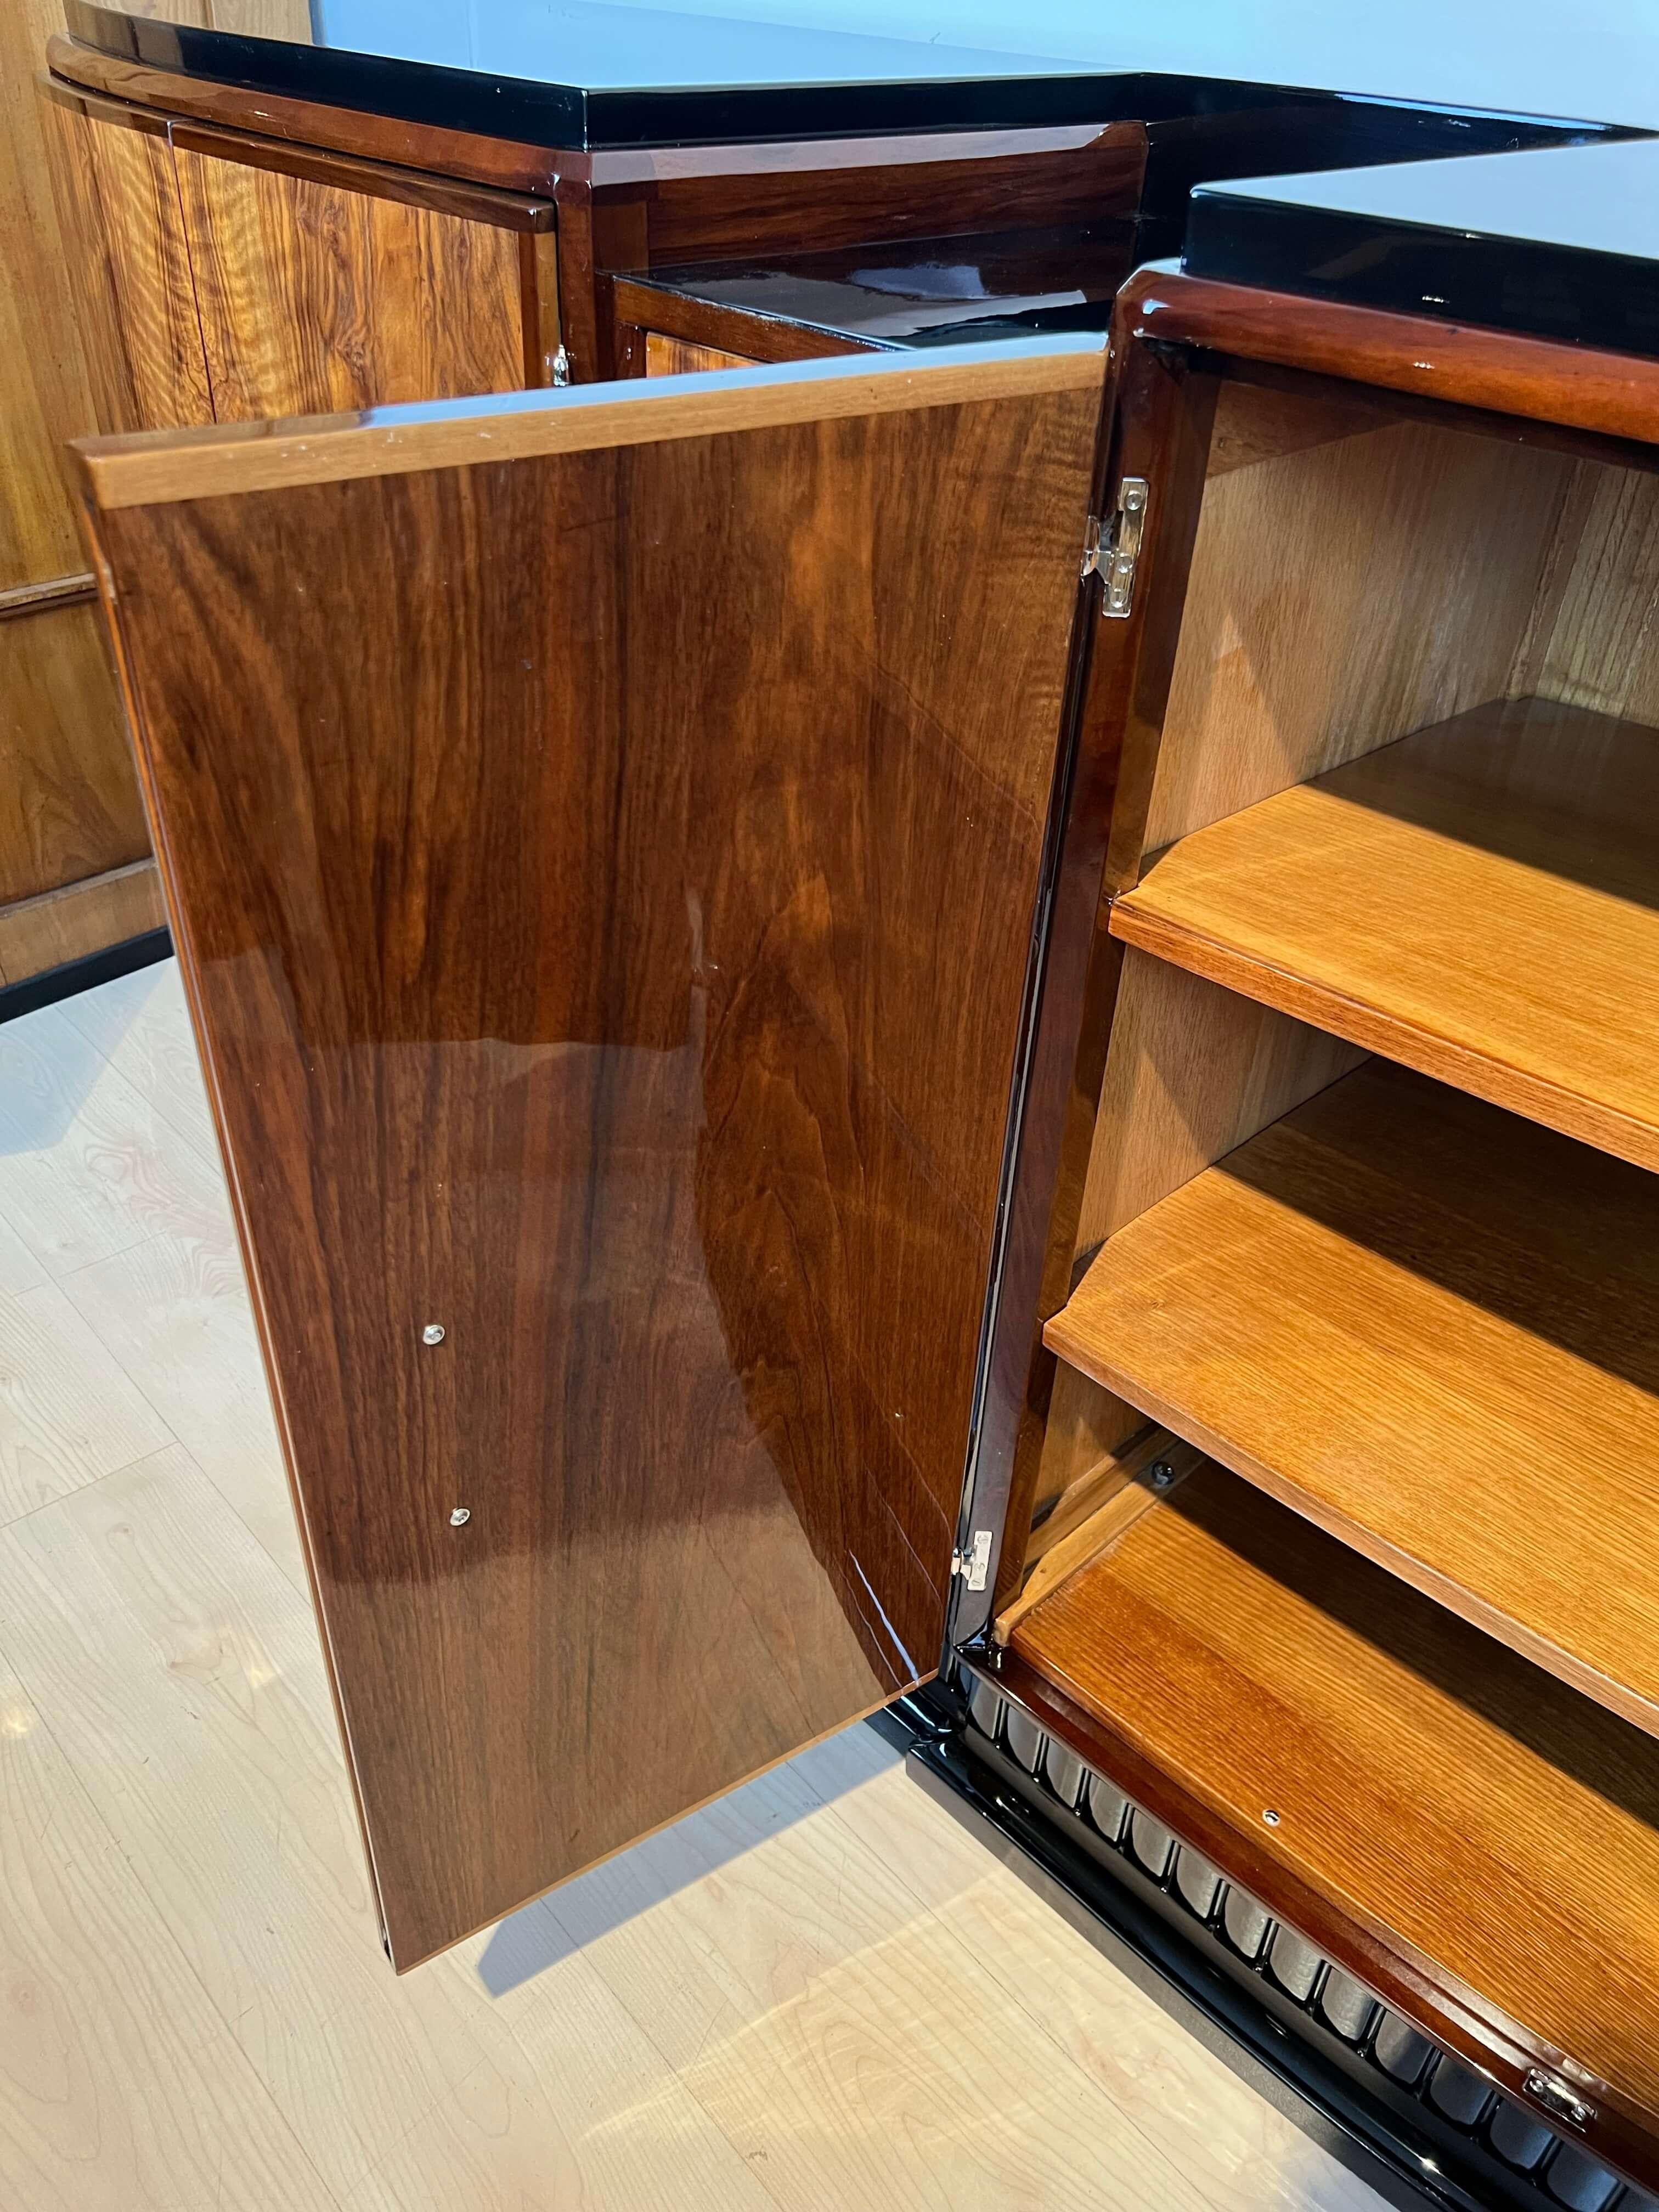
[1112,695,1659,1171]
[1045,1059,1659,1734]
[1007,1457,1659,2134]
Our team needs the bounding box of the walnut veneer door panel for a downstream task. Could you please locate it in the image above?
[172,146,529,419]
[80,343,1108,1966]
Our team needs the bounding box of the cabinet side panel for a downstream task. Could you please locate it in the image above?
[91,379,1102,1965]
[173,146,529,419]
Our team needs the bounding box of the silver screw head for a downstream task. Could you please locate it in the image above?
[449,1506,470,1528]
[1262,1808,1282,1826]
[421,1323,445,1347]
[1150,1461,1175,1489]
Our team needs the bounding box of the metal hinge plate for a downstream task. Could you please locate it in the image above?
[951,1529,994,1592]
[1094,475,1148,618]
[1522,2069,1596,2131]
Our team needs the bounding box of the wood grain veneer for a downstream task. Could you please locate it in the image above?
[1048,1058,1659,1734]
[171,144,531,420]
[1115,695,1659,1171]
[1007,1458,1659,2155]
[1143,419,1574,853]
[39,81,212,432]
[644,332,759,376]
[82,344,1108,1967]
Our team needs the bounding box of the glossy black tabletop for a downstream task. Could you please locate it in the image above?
[60,0,1622,155]
[1185,138,1659,355]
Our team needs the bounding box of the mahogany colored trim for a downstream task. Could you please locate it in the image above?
[48,33,572,195]
[1117,266,1659,448]
[975,1651,1659,2196]
[971,336,1221,1622]
[166,117,555,230]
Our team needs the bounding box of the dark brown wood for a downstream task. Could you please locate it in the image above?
[81,343,1108,1968]
[166,117,556,229]
[1120,265,1659,450]
[984,334,1221,1603]
[993,1458,1659,2191]
[49,34,569,195]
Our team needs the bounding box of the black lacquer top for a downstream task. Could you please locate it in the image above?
[60,0,1620,156]
[1184,138,1659,356]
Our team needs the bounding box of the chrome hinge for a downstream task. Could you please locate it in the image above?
[951,1529,993,1592]
[1522,2069,1596,2131]
[550,344,571,387]
[1092,475,1148,619]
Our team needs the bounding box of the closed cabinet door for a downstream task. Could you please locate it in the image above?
[75,341,1109,1967]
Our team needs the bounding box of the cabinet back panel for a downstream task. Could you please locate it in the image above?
[1531,460,1659,726]
[87,365,1104,1966]
[1144,412,1576,851]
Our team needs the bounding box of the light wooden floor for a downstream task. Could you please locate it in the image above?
[0,958,1388,2212]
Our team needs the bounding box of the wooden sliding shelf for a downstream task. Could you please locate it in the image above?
[1004,1458,1659,2134]
[1046,1059,1659,1733]
[1111,695,1659,1172]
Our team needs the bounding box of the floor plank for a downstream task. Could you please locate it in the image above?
[0,964,1390,2212]
[0,1650,337,2212]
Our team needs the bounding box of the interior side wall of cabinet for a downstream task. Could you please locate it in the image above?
[0,31,166,986]
[1018,380,1643,1560]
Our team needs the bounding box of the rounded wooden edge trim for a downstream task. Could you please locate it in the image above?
[1113,265,1659,447]
[975,1649,1659,2193]
[72,335,1108,510]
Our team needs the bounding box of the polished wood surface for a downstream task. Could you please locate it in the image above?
[0,597,148,909]
[171,142,531,419]
[1119,266,1659,453]
[0,978,1376,2210]
[83,346,1107,1966]
[48,33,568,195]
[40,83,212,431]
[625,285,865,368]
[644,332,759,375]
[1117,695,1659,1170]
[1006,1458,1659,2164]
[0,855,163,984]
[73,335,1110,507]
[1146,409,1573,853]
[1049,1058,1659,1733]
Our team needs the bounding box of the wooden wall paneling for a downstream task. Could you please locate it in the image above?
[37,81,215,432]
[170,142,534,419]
[2,2,101,587]
[80,341,1108,1967]
[0,597,149,909]
[0,856,165,985]
[1143,411,1578,853]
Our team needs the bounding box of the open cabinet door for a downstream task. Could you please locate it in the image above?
[73,341,1109,1968]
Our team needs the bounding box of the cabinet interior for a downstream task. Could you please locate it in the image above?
[1003,366,1659,2125]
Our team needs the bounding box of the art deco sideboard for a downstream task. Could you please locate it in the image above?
[37,9,1659,2208]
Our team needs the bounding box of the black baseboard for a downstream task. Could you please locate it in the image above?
[0,927,172,1028]
[898,1718,1526,2212]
